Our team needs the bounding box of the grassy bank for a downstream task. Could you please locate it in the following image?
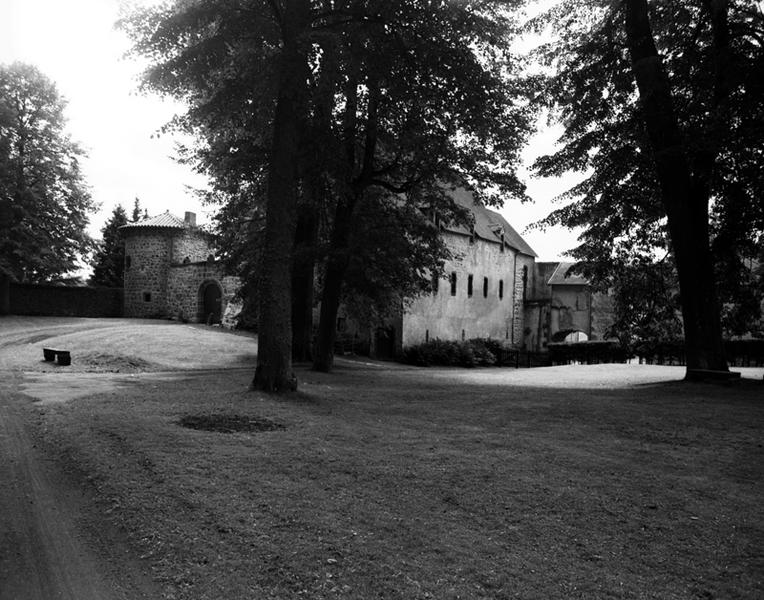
[34,365,764,599]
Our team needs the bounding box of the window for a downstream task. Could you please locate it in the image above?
[467,274,474,297]
[432,272,439,295]
[425,329,429,343]
[461,329,466,341]
[125,256,132,270]
[522,265,528,301]
[499,279,504,300]
[143,292,151,302]
[337,317,346,332]
[483,277,488,298]
[469,226,475,244]
[450,272,457,296]
[500,233,505,252]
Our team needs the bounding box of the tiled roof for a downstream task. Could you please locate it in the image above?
[547,262,589,285]
[444,186,538,257]
[120,211,187,229]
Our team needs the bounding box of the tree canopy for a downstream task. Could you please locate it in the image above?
[0,62,95,283]
[122,0,533,387]
[529,0,764,374]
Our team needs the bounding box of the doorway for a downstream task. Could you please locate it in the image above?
[200,281,222,324]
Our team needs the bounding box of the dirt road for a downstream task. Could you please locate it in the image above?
[0,319,163,599]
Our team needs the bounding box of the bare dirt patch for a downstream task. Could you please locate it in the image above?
[178,413,285,434]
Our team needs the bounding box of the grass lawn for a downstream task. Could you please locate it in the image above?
[32,363,763,599]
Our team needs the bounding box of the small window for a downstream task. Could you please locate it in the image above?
[469,226,475,244]
[207,254,215,263]
[461,329,466,341]
[125,256,132,270]
[483,277,488,298]
[450,272,457,296]
[143,292,151,302]
[183,256,191,264]
[500,233,505,252]
[522,265,528,301]
[432,272,439,295]
[467,274,473,297]
[499,279,504,300]
[425,329,429,343]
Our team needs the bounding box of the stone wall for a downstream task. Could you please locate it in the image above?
[167,263,240,323]
[123,230,172,318]
[514,253,536,345]
[402,232,530,347]
[171,229,215,264]
[8,283,123,317]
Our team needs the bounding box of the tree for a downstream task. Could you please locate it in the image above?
[530,0,763,378]
[122,0,532,386]
[0,62,95,283]
[307,1,531,372]
[90,204,129,287]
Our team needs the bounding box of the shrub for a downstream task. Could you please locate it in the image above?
[401,338,505,367]
[547,340,630,365]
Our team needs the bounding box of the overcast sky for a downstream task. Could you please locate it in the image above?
[0,0,580,266]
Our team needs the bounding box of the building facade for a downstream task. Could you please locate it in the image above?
[120,211,239,324]
[396,187,537,354]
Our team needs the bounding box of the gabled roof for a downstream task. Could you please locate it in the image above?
[443,186,537,257]
[547,262,588,285]
[120,211,187,229]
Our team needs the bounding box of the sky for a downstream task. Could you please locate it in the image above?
[0,0,581,268]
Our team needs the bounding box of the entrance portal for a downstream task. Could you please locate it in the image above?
[200,281,222,324]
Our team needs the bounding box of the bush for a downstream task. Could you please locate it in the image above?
[547,340,630,365]
[401,337,508,367]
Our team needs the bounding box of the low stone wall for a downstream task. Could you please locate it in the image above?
[8,284,123,318]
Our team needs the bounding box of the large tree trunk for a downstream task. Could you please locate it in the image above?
[624,0,728,377]
[291,204,317,362]
[252,0,310,392]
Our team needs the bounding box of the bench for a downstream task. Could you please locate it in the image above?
[43,348,71,366]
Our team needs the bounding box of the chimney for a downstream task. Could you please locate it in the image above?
[184,211,196,227]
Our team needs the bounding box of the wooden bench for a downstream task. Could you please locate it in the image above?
[43,348,71,366]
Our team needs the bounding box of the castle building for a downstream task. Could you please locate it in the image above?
[120,211,239,324]
[380,187,537,356]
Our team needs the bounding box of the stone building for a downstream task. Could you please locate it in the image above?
[523,262,615,351]
[120,211,239,324]
[371,187,538,357]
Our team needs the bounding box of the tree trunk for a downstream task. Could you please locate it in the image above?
[624,0,728,376]
[312,199,355,372]
[291,204,317,362]
[252,0,310,392]
[0,273,9,315]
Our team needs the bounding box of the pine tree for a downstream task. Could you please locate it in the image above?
[90,205,128,288]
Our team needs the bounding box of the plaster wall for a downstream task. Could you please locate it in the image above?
[402,232,524,347]
[550,284,591,335]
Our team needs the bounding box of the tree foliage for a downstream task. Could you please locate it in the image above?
[0,62,95,283]
[90,204,129,288]
[122,0,533,383]
[529,0,764,370]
